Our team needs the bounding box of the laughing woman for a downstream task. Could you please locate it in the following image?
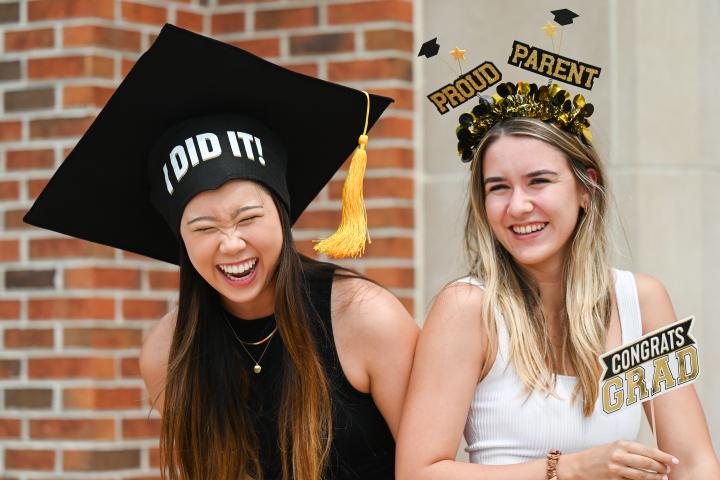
[25,26,417,480]
[396,83,720,480]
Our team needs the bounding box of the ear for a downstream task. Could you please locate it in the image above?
[580,168,598,209]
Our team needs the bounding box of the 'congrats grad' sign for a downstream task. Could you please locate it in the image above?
[600,316,700,414]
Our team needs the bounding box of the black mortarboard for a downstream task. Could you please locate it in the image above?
[24,24,392,265]
[418,37,440,58]
[551,8,579,26]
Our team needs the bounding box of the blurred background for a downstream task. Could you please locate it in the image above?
[0,0,717,477]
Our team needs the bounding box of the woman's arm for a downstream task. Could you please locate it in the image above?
[139,308,175,415]
[331,277,419,437]
[396,283,675,480]
[635,273,720,480]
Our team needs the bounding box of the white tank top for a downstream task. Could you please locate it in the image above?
[460,268,643,465]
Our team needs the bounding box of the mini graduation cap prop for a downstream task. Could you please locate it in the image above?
[551,8,579,26]
[23,24,393,264]
[418,37,440,58]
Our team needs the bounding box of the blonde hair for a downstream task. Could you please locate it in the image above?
[465,117,612,416]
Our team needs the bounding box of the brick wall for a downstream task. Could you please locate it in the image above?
[0,0,414,477]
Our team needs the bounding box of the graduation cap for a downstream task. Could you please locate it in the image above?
[418,37,440,58]
[551,8,579,26]
[23,24,393,264]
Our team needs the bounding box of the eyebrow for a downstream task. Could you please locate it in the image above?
[187,205,263,225]
[483,169,559,186]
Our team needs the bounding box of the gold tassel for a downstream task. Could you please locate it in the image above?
[314,92,372,258]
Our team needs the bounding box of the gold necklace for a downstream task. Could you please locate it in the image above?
[223,314,277,374]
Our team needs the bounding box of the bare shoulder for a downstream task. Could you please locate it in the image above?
[331,275,417,342]
[633,272,678,333]
[139,307,176,413]
[429,281,485,323]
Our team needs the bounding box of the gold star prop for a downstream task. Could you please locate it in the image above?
[542,21,557,38]
[449,46,466,61]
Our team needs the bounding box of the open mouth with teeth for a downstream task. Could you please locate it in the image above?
[217,258,258,281]
[510,222,548,235]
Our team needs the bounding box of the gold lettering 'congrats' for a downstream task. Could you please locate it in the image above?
[600,316,700,414]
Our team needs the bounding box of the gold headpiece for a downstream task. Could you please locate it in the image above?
[456,81,594,162]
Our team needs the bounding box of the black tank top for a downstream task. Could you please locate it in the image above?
[226,266,396,479]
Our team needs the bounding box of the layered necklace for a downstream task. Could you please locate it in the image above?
[223,313,278,374]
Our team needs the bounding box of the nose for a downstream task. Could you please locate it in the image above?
[218,229,246,255]
[507,187,534,217]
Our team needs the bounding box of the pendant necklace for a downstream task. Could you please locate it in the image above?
[224,313,277,374]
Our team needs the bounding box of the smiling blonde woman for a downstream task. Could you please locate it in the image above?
[396,83,720,480]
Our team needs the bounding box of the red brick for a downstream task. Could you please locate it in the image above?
[64,449,140,471]
[6,86,55,111]
[0,359,21,378]
[368,87,413,110]
[30,116,94,139]
[121,57,135,76]
[6,149,54,170]
[122,1,166,25]
[28,357,115,379]
[0,121,22,142]
[328,1,412,24]
[28,0,114,20]
[63,84,114,108]
[176,9,203,32]
[328,58,412,81]
[4,209,28,230]
[330,177,413,199]
[363,147,414,169]
[27,177,48,199]
[28,55,114,79]
[363,237,413,258]
[65,267,140,289]
[30,418,115,440]
[4,27,54,51]
[123,299,168,320]
[365,28,413,52]
[0,418,21,438]
[255,7,317,30]
[0,2,19,22]
[0,59,21,81]
[366,267,414,288]
[121,356,141,377]
[5,388,53,409]
[279,62,318,77]
[0,239,20,261]
[64,387,143,410]
[64,25,141,51]
[230,38,280,57]
[290,32,354,55]
[5,269,55,289]
[371,116,412,139]
[211,11,245,34]
[122,418,161,438]
[0,299,21,320]
[296,206,413,230]
[28,298,115,320]
[148,270,180,290]
[5,449,54,470]
[0,180,20,200]
[30,238,115,259]
[64,327,143,349]
[4,329,54,348]
[149,446,161,468]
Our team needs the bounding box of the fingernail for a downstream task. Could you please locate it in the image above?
[672,457,680,464]
[663,476,668,480]
[667,466,671,473]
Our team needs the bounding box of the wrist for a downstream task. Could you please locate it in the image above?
[555,451,581,480]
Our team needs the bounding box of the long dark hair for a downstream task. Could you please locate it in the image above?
[160,189,338,480]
